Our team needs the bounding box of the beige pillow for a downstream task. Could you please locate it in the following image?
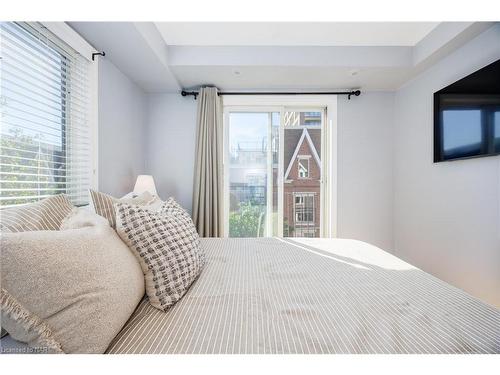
[89,190,157,228]
[0,195,75,339]
[0,223,145,353]
[0,194,74,232]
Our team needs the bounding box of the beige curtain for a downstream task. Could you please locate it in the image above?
[192,87,224,237]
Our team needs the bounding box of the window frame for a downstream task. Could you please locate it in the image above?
[297,156,310,179]
[294,192,315,225]
[223,95,337,238]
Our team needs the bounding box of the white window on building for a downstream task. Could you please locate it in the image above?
[297,156,310,178]
[294,193,314,224]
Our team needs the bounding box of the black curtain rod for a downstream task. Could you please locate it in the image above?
[181,89,361,100]
[92,51,105,61]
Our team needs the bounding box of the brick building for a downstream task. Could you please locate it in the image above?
[281,127,321,237]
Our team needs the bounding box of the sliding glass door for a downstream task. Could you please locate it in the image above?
[225,111,279,237]
[224,107,325,238]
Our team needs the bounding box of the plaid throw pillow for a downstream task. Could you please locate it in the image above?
[115,201,205,312]
[162,197,192,220]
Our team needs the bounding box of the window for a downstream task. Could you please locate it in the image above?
[302,112,321,126]
[1,22,94,207]
[225,106,330,238]
[294,193,314,224]
[297,157,309,178]
[226,112,276,237]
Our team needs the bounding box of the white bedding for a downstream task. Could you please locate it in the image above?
[105,238,500,354]
[3,237,499,354]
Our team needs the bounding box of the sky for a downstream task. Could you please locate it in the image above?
[229,112,274,152]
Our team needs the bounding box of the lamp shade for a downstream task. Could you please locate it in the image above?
[133,175,158,196]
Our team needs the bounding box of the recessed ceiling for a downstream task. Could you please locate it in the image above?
[68,21,492,92]
[170,65,413,91]
[155,22,439,46]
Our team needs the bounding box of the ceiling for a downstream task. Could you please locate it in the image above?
[169,66,413,91]
[155,22,439,46]
[69,22,495,93]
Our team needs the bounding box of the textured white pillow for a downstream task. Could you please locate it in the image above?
[60,207,110,230]
[145,195,164,212]
[162,197,192,219]
[115,200,205,312]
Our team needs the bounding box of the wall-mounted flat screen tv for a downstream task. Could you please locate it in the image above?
[433,59,500,162]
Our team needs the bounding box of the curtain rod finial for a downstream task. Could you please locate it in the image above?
[182,90,198,99]
[91,51,105,61]
[348,90,361,100]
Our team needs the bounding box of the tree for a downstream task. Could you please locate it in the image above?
[1,129,64,207]
[229,202,266,237]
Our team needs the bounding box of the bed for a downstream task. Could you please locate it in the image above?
[2,237,499,354]
[104,237,500,354]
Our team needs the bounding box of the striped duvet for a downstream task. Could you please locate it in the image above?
[107,238,500,354]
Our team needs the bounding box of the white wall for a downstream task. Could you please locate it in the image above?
[98,59,147,197]
[144,92,395,251]
[145,94,197,210]
[337,93,395,251]
[393,24,500,308]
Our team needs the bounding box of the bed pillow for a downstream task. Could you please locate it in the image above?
[0,194,74,232]
[89,189,157,228]
[0,221,145,353]
[60,207,110,230]
[162,197,193,220]
[0,194,75,339]
[115,202,205,312]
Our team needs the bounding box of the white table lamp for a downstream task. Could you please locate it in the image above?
[133,175,158,196]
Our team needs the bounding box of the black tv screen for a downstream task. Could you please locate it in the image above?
[433,59,500,162]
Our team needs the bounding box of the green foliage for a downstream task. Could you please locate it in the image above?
[229,202,266,237]
[1,129,63,206]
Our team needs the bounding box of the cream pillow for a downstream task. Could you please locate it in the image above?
[89,190,157,228]
[0,222,145,353]
[1,194,75,340]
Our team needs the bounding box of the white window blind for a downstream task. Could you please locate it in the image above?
[0,22,93,207]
